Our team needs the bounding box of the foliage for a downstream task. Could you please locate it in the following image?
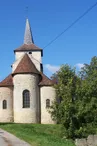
[50,57,97,139]
[0,123,75,146]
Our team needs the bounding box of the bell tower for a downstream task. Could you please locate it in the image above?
[12,19,43,72]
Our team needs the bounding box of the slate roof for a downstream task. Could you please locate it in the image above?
[13,54,40,75]
[14,18,43,54]
[0,72,54,87]
[39,73,54,86]
[24,19,34,44]
[0,74,13,87]
[0,18,54,87]
[14,44,42,52]
[14,19,42,52]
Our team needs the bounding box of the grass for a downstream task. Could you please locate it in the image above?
[0,123,75,146]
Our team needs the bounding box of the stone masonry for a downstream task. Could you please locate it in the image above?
[75,135,97,146]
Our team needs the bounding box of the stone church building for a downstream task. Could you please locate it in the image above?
[0,19,56,124]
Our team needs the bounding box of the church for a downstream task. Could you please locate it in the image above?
[0,19,56,124]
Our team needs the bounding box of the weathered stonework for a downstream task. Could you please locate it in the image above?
[0,87,13,122]
[13,74,39,123]
[12,54,24,72]
[14,51,42,72]
[0,18,56,124]
[40,86,56,124]
[75,139,87,146]
[29,53,41,71]
[75,135,97,146]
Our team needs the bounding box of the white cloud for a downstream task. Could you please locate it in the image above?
[44,64,60,73]
[44,63,85,74]
[76,63,85,69]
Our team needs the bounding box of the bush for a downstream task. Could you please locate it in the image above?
[50,59,97,139]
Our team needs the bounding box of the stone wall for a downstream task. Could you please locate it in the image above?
[13,74,40,123]
[13,51,42,71]
[15,51,42,63]
[40,86,56,124]
[75,135,97,146]
[0,87,13,122]
[12,55,24,72]
[29,54,41,71]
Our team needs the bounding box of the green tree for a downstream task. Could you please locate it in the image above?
[50,57,97,139]
[76,56,97,137]
[50,64,80,139]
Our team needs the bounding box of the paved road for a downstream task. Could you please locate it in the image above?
[0,136,8,146]
[0,129,31,146]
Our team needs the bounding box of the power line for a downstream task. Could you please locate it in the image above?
[43,1,97,49]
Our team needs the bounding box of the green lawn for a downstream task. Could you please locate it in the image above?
[0,123,75,146]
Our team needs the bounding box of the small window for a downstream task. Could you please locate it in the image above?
[23,90,30,108]
[40,64,43,72]
[29,52,32,54]
[3,100,7,109]
[46,99,50,108]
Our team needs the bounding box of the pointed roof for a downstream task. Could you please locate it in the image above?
[39,73,55,86]
[0,74,13,87]
[14,44,42,52]
[13,54,40,75]
[24,18,34,44]
[14,18,42,53]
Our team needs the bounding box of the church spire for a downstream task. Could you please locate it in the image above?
[24,19,34,44]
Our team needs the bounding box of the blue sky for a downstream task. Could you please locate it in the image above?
[0,0,97,80]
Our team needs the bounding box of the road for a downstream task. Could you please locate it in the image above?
[0,136,8,146]
[0,129,31,146]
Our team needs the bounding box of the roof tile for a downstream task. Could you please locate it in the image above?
[13,54,40,75]
[39,73,54,86]
[0,74,13,87]
[14,44,42,52]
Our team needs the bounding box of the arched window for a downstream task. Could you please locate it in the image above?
[23,90,30,108]
[46,99,50,108]
[3,100,7,109]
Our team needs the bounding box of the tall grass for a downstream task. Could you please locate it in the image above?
[0,123,75,146]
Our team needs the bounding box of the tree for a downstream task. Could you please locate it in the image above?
[50,57,97,139]
[50,64,80,139]
[77,56,97,137]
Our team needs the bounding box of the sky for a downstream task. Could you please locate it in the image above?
[0,0,97,80]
